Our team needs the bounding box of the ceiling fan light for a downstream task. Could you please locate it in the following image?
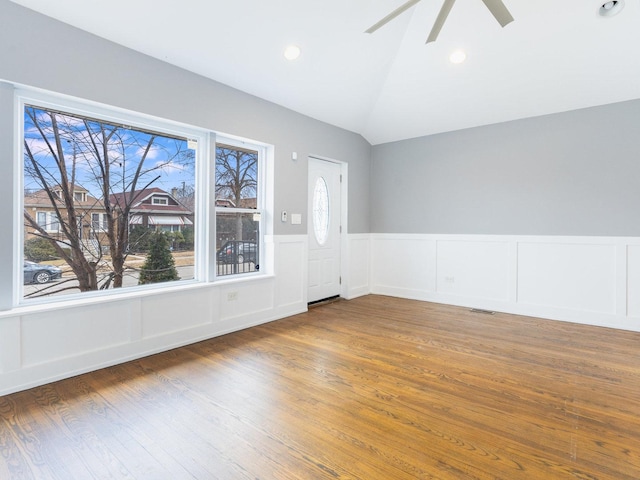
[599,0,624,17]
[449,50,467,64]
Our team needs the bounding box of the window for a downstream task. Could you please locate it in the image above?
[50,213,60,233]
[36,211,47,228]
[17,87,271,305]
[22,99,199,301]
[215,142,261,277]
[91,213,108,232]
[35,211,60,233]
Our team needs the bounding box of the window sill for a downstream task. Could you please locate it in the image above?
[212,271,274,287]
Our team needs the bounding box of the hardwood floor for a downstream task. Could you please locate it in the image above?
[2,295,640,479]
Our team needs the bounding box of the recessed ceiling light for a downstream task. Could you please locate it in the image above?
[599,0,624,17]
[284,45,301,61]
[449,50,467,64]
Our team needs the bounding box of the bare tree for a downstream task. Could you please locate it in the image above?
[23,105,194,294]
[215,145,257,206]
[215,145,257,241]
[173,182,195,211]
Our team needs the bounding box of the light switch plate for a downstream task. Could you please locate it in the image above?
[291,213,302,225]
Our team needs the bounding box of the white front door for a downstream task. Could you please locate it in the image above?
[308,157,341,303]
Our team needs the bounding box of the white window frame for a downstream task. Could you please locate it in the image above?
[91,213,108,232]
[152,197,168,205]
[14,87,210,307]
[214,136,268,280]
[35,211,60,233]
[0,83,273,312]
[36,211,47,229]
[49,212,60,232]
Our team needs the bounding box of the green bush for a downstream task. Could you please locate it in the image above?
[181,226,194,249]
[24,237,58,262]
[128,226,154,253]
[167,231,185,250]
[138,232,180,285]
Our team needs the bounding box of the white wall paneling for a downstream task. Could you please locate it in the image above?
[346,234,370,299]
[141,288,216,339]
[436,239,510,302]
[274,235,307,310]
[627,245,640,318]
[0,235,307,396]
[517,242,617,314]
[3,233,638,395]
[371,234,640,332]
[0,317,20,374]
[370,235,437,299]
[21,302,133,368]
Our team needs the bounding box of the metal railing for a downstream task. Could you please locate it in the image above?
[216,240,259,276]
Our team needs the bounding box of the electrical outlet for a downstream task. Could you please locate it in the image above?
[227,291,238,301]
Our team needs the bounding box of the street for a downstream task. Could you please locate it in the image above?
[23,264,195,298]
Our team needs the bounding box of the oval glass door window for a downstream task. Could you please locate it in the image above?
[313,176,330,245]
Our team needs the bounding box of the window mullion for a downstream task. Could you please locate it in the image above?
[206,131,217,281]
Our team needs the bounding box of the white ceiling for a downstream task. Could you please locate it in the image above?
[10,0,640,145]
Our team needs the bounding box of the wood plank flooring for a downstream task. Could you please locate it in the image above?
[2,295,640,479]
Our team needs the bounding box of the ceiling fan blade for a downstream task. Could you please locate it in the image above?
[426,0,456,44]
[365,0,422,34]
[480,0,514,27]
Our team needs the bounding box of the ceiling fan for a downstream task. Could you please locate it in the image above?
[365,0,514,44]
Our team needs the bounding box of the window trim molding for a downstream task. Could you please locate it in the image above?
[0,82,274,312]
[213,135,271,281]
[13,85,210,308]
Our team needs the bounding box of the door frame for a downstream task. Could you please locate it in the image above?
[307,155,348,302]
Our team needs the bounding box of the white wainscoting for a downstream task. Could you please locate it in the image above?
[0,235,307,396]
[370,234,640,332]
[626,245,640,318]
[4,233,638,395]
[345,233,371,299]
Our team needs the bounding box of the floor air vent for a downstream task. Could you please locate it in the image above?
[470,308,495,315]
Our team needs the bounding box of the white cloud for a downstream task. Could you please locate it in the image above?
[155,160,187,174]
[135,145,162,160]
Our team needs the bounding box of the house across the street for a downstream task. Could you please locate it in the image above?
[110,187,193,233]
[24,185,193,257]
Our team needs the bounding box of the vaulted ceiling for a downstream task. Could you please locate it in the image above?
[10,0,640,145]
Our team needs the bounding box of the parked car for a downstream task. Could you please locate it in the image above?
[217,241,258,264]
[23,261,62,284]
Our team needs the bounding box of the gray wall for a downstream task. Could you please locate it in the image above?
[0,0,371,235]
[6,0,640,239]
[371,100,640,235]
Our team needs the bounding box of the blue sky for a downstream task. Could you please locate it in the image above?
[24,106,195,200]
